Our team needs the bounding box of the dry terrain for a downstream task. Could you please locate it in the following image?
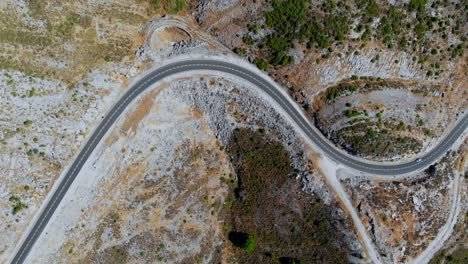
[0,0,466,263]
[341,141,467,262]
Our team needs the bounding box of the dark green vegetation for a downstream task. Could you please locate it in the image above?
[239,0,465,73]
[228,232,257,252]
[343,109,361,118]
[324,77,390,102]
[220,128,350,263]
[9,196,28,215]
[253,57,269,71]
[333,121,422,159]
[327,84,357,101]
[23,120,33,126]
[256,0,352,66]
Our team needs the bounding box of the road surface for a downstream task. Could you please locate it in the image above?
[10,59,467,264]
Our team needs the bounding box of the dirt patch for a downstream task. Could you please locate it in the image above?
[120,85,166,135]
[151,27,191,50]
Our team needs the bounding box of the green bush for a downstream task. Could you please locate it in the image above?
[264,0,307,39]
[326,85,357,101]
[23,120,33,126]
[242,235,256,252]
[254,58,269,71]
[9,196,28,215]
[264,34,294,65]
[247,24,259,34]
[28,88,36,97]
[224,129,350,262]
[366,0,379,16]
[233,47,246,55]
[325,13,351,41]
[242,35,254,45]
[408,0,428,11]
[258,0,361,67]
[344,109,361,118]
[397,121,405,131]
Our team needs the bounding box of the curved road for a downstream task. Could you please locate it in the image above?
[11,59,468,263]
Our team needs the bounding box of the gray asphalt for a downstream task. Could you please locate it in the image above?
[11,60,467,263]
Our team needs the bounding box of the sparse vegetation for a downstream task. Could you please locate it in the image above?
[149,0,187,14]
[221,128,350,263]
[315,79,434,159]
[0,1,142,83]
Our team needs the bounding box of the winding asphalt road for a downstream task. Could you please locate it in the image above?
[11,59,468,263]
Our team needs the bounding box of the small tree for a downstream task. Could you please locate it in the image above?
[241,235,256,252]
[254,58,269,71]
[228,232,256,252]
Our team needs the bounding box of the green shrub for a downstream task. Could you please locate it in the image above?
[264,34,294,65]
[408,0,428,11]
[247,24,259,34]
[397,121,405,131]
[326,85,357,101]
[242,235,256,252]
[23,120,33,126]
[28,88,36,97]
[265,0,307,39]
[366,0,379,16]
[242,35,254,45]
[371,54,380,63]
[325,13,351,41]
[9,196,28,215]
[233,47,246,55]
[344,109,361,118]
[254,58,269,71]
